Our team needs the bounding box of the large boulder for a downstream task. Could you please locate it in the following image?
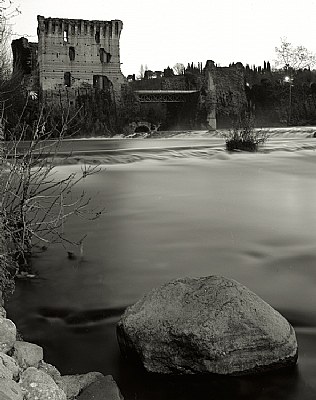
[117,276,298,375]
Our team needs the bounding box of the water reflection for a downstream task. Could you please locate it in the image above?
[6,148,316,399]
[117,364,315,400]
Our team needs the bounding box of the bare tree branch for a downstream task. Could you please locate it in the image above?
[274,37,316,71]
[1,96,104,276]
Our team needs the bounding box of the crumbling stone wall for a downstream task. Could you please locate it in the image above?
[37,15,125,100]
[11,16,127,135]
[213,62,247,116]
[11,38,39,92]
[202,60,247,129]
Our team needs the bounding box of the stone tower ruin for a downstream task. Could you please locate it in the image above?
[37,15,125,99]
[12,15,126,103]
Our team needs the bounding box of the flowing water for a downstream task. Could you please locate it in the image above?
[6,132,316,399]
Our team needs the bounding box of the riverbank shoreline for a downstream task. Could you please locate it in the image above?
[0,170,123,398]
[0,300,124,399]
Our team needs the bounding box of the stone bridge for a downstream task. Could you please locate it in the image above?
[134,86,216,131]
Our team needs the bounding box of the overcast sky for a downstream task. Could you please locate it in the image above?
[11,0,316,76]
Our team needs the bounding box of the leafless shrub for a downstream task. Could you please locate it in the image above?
[1,101,104,279]
[222,113,268,152]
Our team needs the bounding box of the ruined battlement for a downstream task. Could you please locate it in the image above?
[37,15,123,41]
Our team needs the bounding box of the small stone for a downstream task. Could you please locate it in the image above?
[0,377,23,400]
[0,353,20,379]
[0,306,6,318]
[78,375,123,400]
[13,341,43,369]
[59,372,104,399]
[0,360,12,380]
[23,385,66,400]
[38,361,61,382]
[20,367,66,400]
[0,318,17,353]
[20,366,56,386]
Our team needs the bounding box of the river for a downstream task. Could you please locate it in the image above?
[6,132,316,399]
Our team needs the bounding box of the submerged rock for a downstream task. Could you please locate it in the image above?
[59,371,104,399]
[77,375,123,400]
[117,275,298,375]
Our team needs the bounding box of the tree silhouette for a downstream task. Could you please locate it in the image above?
[275,38,316,70]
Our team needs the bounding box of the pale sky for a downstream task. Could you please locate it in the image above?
[11,0,316,76]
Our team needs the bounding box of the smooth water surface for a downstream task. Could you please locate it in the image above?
[6,137,316,399]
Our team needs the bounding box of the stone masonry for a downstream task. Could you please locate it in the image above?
[37,15,125,99]
[12,15,126,103]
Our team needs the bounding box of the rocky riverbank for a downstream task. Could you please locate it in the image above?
[0,305,123,400]
[1,274,299,398]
